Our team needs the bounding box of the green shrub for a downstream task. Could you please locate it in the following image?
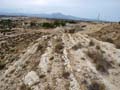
[0,19,12,30]
[41,22,55,28]
[54,21,66,27]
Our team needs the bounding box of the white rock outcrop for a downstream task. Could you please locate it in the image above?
[24,71,40,86]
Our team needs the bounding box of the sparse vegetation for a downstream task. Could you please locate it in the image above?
[106,38,113,43]
[62,72,70,79]
[96,45,100,50]
[0,19,13,32]
[89,40,95,46]
[30,21,37,28]
[86,49,112,74]
[64,29,76,34]
[119,21,120,24]
[54,38,64,54]
[72,43,82,50]
[88,81,106,90]
[19,84,31,90]
[41,21,66,28]
[41,22,55,28]
[0,61,6,70]
[55,42,64,54]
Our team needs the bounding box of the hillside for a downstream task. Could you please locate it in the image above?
[0,18,120,90]
[89,23,120,48]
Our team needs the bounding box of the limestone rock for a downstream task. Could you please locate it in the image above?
[24,71,40,86]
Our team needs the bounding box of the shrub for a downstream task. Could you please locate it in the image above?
[119,22,120,24]
[62,72,70,79]
[72,43,82,50]
[96,45,100,50]
[89,40,95,46]
[54,21,66,27]
[55,42,64,54]
[106,38,113,43]
[0,19,12,30]
[67,20,77,24]
[0,61,6,70]
[41,22,55,28]
[30,21,36,28]
[86,49,112,74]
[88,81,106,90]
[19,84,31,90]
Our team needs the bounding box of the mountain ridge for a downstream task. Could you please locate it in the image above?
[0,12,102,21]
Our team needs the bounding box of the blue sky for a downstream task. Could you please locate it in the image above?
[0,0,120,21]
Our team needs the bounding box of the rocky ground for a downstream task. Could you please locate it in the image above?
[0,21,120,90]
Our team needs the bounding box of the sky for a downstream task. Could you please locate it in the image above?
[0,0,120,21]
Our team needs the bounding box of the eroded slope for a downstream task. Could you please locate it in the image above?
[0,30,120,90]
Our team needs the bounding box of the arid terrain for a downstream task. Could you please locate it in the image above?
[0,17,120,90]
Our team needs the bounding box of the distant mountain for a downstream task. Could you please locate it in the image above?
[0,12,102,21]
[32,13,82,20]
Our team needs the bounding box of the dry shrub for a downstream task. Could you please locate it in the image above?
[55,42,64,54]
[72,43,82,50]
[62,72,70,79]
[19,84,31,90]
[86,49,112,74]
[89,40,95,46]
[0,61,6,70]
[88,80,106,90]
[106,38,113,43]
[54,38,64,54]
